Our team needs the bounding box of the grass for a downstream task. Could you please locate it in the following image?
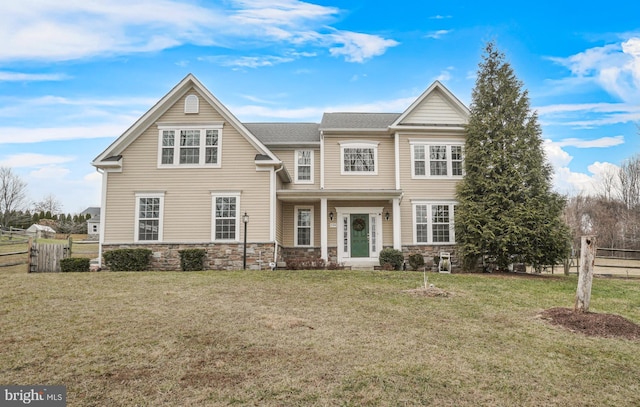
[1,268,640,406]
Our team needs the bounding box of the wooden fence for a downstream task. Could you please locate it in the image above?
[29,241,71,273]
[1,233,98,272]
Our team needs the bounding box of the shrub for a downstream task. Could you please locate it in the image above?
[60,257,90,272]
[179,249,206,271]
[103,248,152,271]
[379,248,404,270]
[408,254,425,271]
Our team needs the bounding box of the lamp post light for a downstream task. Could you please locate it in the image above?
[242,212,249,270]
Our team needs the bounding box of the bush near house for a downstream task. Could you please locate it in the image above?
[103,248,152,271]
[379,248,404,270]
[60,258,90,272]
[179,249,206,271]
[408,254,425,271]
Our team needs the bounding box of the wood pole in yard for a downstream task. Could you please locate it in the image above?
[575,235,596,313]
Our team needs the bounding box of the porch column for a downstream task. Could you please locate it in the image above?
[321,198,328,261]
[393,198,401,250]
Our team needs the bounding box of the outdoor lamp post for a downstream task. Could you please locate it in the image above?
[242,212,249,270]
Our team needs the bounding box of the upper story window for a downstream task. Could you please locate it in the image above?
[411,142,464,178]
[340,141,378,175]
[158,124,222,168]
[295,150,314,184]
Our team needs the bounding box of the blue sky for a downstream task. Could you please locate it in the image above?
[1,0,639,213]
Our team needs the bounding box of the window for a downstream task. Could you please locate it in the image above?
[414,202,456,244]
[135,193,164,242]
[295,150,313,183]
[411,143,464,178]
[158,124,221,167]
[295,206,313,246]
[212,194,239,241]
[340,142,378,174]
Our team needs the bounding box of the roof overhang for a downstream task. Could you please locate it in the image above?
[277,189,402,202]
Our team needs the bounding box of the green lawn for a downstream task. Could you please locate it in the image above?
[1,268,639,406]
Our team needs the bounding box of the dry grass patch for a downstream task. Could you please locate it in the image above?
[1,268,640,406]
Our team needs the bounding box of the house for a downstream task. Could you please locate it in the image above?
[26,224,56,239]
[81,207,101,239]
[92,74,468,270]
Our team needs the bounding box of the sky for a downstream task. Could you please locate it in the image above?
[1,0,639,214]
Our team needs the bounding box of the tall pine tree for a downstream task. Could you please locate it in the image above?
[455,43,570,271]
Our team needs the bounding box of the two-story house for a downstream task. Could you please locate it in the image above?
[92,74,469,270]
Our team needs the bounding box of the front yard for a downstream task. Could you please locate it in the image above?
[1,268,640,406]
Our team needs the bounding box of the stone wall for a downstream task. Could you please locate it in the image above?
[102,242,275,271]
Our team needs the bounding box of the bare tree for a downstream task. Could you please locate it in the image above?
[0,167,28,227]
[33,193,63,215]
[619,154,640,210]
[593,165,620,202]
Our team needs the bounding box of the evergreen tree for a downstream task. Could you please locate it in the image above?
[455,43,570,270]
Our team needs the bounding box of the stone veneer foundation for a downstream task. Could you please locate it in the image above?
[101,243,459,272]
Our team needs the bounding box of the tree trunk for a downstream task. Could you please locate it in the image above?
[575,235,596,312]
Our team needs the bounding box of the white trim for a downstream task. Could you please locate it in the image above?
[134,192,165,243]
[294,205,314,247]
[335,206,383,264]
[320,132,325,189]
[393,198,401,250]
[98,170,107,267]
[394,132,400,190]
[339,141,379,175]
[320,198,328,261]
[294,149,314,184]
[211,192,242,242]
[412,201,457,245]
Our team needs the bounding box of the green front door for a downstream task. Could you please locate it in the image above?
[350,214,369,258]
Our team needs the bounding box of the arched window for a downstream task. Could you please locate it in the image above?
[184,94,199,114]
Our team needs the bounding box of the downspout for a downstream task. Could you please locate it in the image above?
[96,167,106,268]
[273,163,284,264]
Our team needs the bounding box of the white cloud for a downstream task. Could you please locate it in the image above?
[0,0,397,64]
[231,95,416,121]
[0,71,70,81]
[29,165,72,179]
[544,139,622,196]
[550,36,640,103]
[0,153,75,167]
[536,101,640,128]
[328,31,399,63]
[0,124,127,144]
[425,30,452,39]
[554,136,625,148]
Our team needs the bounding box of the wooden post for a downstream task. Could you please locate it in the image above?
[575,235,596,312]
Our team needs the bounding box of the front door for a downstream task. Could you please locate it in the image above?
[350,214,369,258]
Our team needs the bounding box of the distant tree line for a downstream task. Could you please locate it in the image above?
[0,166,92,234]
[564,154,640,251]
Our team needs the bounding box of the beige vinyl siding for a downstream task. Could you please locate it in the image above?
[281,202,321,247]
[104,92,272,244]
[323,136,395,189]
[271,148,320,189]
[402,89,466,124]
[397,132,465,244]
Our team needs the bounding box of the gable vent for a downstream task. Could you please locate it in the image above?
[184,94,199,114]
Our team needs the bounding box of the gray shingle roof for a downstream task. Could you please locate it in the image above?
[244,123,320,145]
[319,113,401,130]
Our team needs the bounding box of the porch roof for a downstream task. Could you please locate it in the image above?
[276,189,403,202]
